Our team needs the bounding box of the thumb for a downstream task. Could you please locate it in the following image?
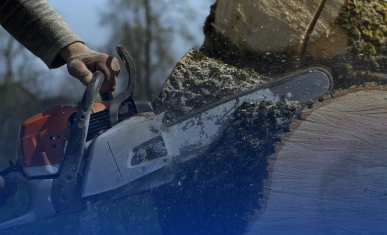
[67,60,93,86]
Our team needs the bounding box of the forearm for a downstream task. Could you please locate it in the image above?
[0,0,83,68]
[59,42,88,62]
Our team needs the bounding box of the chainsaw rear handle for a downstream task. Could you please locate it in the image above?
[51,71,105,213]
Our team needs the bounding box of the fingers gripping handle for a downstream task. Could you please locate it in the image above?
[99,46,136,104]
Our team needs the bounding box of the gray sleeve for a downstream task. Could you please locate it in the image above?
[0,0,84,68]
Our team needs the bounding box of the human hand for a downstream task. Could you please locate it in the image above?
[59,42,120,92]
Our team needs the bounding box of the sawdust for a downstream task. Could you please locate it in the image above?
[340,0,387,62]
[152,99,303,235]
[153,49,270,124]
[317,0,387,88]
[299,0,387,88]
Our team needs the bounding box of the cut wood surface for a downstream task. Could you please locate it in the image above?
[248,86,387,234]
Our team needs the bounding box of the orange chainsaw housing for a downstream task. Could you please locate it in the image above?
[18,102,110,169]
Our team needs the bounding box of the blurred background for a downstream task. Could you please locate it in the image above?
[0,0,214,168]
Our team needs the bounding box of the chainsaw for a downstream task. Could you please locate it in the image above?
[0,45,333,230]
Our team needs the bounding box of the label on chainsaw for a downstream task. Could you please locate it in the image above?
[159,67,332,159]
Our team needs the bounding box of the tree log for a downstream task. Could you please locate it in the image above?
[213,0,345,53]
[152,1,387,234]
[201,0,387,88]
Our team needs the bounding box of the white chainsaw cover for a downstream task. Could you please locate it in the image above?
[81,112,169,198]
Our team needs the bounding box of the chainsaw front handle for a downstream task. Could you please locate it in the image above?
[51,71,105,213]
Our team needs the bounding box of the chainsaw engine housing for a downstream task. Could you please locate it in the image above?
[18,102,110,178]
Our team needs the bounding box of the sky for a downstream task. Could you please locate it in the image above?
[41,0,215,96]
